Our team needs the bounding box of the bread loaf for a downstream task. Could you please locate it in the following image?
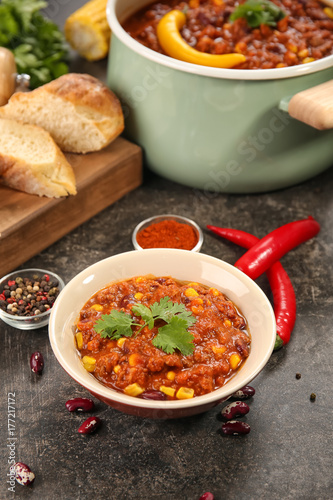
[0,73,124,154]
[0,118,76,198]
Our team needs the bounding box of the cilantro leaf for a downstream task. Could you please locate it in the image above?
[94,310,134,340]
[132,303,154,329]
[152,317,195,356]
[230,0,286,28]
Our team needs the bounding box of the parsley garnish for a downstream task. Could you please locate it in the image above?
[230,0,286,28]
[94,296,196,356]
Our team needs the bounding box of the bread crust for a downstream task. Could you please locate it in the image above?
[0,118,77,198]
[0,73,124,153]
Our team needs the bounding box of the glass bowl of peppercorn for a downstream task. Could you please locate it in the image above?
[132,214,204,252]
[0,268,64,330]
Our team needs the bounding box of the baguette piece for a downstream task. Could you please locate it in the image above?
[0,118,76,198]
[0,73,124,154]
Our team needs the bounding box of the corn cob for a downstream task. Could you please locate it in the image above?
[64,0,111,61]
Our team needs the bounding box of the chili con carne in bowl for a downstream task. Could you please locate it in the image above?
[132,214,204,251]
[49,250,275,418]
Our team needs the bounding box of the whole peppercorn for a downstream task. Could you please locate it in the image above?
[0,273,61,318]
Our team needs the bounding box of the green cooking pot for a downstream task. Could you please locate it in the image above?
[107,0,333,193]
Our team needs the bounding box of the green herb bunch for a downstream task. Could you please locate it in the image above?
[230,0,286,29]
[94,296,197,356]
[0,0,69,88]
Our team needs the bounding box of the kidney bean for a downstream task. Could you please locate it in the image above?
[232,385,255,399]
[30,351,44,374]
[14,462,35,486]
[221,401,250,420]
[222,420,251,435]
[65,398,95,412]
[199,493,214,500]
[141,389,167,401]
[78,416,101,435]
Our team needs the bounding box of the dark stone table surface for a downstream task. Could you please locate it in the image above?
[1,2,332,499]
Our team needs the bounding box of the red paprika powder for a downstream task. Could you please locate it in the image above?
[136,219,199,250]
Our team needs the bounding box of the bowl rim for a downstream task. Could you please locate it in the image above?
[132,214,204,252]
[49,249,276,411]
[107,0,333,81]
[0,268,65,323]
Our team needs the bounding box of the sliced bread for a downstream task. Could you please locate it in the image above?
[0,118,77,198]
[0,73,124,154]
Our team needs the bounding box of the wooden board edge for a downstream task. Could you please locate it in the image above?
[0,149,142,276]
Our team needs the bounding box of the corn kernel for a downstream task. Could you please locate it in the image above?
[224,319,232,327]
[324,7,333,20]
[176,387,194,399]
[113,364,121,374]
[135,276,145,283]
[276,63,287,68]
[90,304,103,311]
[75,332,83,350]
[117,338,126,348]
[134,292,143,300]
[192,298,203,306]
[191,305,204,315]
[82,356,96,373]
[160,386,176,397]
[229,353,241,370]
[213,0,224,5]
[187,282,199,287]
[129,353,142,366]
[212,345,227,354]
[185,287,199,297]
[298,49,308,59]
[83,363,95,373]
[302,57,315,64]
[82,355,96,365]
[124,383,144,397]
[209,287,219,296]
[167,371,176,381]
[189,0,199,7]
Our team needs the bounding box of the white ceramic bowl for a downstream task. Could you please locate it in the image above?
[49,250,276,418]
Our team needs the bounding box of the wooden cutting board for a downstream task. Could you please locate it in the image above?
[0,137,142,277]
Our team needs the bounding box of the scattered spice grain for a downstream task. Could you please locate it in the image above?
[310,393,316,401]
[295,373,301,380]
[136,219,198,250]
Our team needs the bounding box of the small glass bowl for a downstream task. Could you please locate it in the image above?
[0,268,65,330]
[132,214,204,252]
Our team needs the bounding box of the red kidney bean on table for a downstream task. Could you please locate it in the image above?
[65,398,95,412]
[14,462,35,486]
[222,420,251,436]
[232,385,256,399]
[78,416,101,434]
[221,401,250,420]
[30,352,44,374]
[199,493,215,500]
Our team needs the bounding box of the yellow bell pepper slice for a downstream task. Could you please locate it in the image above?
[157,10,246,68]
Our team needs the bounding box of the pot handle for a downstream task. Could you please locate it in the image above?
[279,79,333,130]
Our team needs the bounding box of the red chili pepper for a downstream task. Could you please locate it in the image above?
[233,217,320,280]
[207,225,296,349]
